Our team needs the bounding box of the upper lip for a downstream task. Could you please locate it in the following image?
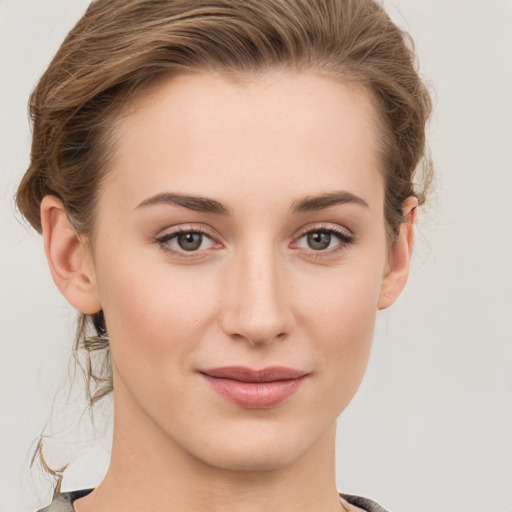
[200,366,308,383]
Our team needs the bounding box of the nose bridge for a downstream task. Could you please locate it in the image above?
[221,241,294,345]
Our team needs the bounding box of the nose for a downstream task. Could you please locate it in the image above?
[219,248,295,346]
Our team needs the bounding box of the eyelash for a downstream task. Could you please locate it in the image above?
[291,225,355,258]
[154,224,355,259]
[154,226,219,258]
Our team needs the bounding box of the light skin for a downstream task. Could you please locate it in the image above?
[41,71,416,512]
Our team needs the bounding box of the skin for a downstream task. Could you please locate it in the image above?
[41,71,416,512]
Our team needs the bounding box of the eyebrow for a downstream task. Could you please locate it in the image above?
[136,193,231,215]
[135,190,368,215]
[289,191,369,213]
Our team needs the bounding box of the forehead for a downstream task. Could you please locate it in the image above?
[103,70,384,215]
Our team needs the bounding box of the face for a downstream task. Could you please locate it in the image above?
[83,71,405,471]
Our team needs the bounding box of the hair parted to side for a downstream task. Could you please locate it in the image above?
[16,0,433,497]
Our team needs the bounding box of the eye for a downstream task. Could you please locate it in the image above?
[294,226,354,253]
[303,231,334,251]
[174,232,209,251]
[155,227,219,256]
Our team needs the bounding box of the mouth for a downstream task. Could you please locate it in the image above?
[199,366,309,409]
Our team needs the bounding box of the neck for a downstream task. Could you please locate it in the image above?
[74,379,342,512]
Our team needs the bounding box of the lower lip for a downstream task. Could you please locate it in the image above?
[201,374,307,409]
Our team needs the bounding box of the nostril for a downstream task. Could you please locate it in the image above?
[230,331,289,346]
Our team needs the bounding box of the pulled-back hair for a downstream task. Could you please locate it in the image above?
[17,0,432,497]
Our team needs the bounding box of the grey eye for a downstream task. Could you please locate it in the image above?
[157,228,216,255]
[177,232,204,251]
[306,231,332,250]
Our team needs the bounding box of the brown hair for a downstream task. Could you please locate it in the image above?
[17,0,433,497]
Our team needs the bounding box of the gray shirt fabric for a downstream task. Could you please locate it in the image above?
[36,488,389,512]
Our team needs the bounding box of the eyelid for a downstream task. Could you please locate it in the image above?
[154,224,222,258]
[292,222,354,241]
[156,223,217,240]
[153,222,355,260]
[290,223,355,255]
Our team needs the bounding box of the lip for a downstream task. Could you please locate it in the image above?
[199,366,309,409]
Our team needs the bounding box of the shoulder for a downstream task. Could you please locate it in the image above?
[340,493,390,512]
[35,489,94,512]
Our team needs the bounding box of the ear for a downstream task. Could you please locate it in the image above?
[377,197,418,310]
[41,195,102,314]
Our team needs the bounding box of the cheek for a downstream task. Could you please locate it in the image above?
[94,251,220,374]
[94,258,226,428]
[298,258,382,339]
[295,259,383,393]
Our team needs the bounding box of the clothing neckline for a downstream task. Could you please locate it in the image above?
[59,487,388,512]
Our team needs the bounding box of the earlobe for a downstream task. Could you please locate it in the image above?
[377,197,418,310]
[41,195,102,314]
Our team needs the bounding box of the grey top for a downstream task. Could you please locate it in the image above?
[36,488,389,512]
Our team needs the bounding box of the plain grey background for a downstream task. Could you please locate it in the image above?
[1,1,511,511]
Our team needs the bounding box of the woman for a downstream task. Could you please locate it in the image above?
[16,1,432,511]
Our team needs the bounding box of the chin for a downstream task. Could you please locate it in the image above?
[195,443,303,473]
[183,420,333,474]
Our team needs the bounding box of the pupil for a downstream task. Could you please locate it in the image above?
[307,231,331,250]
[178,233,202,251]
